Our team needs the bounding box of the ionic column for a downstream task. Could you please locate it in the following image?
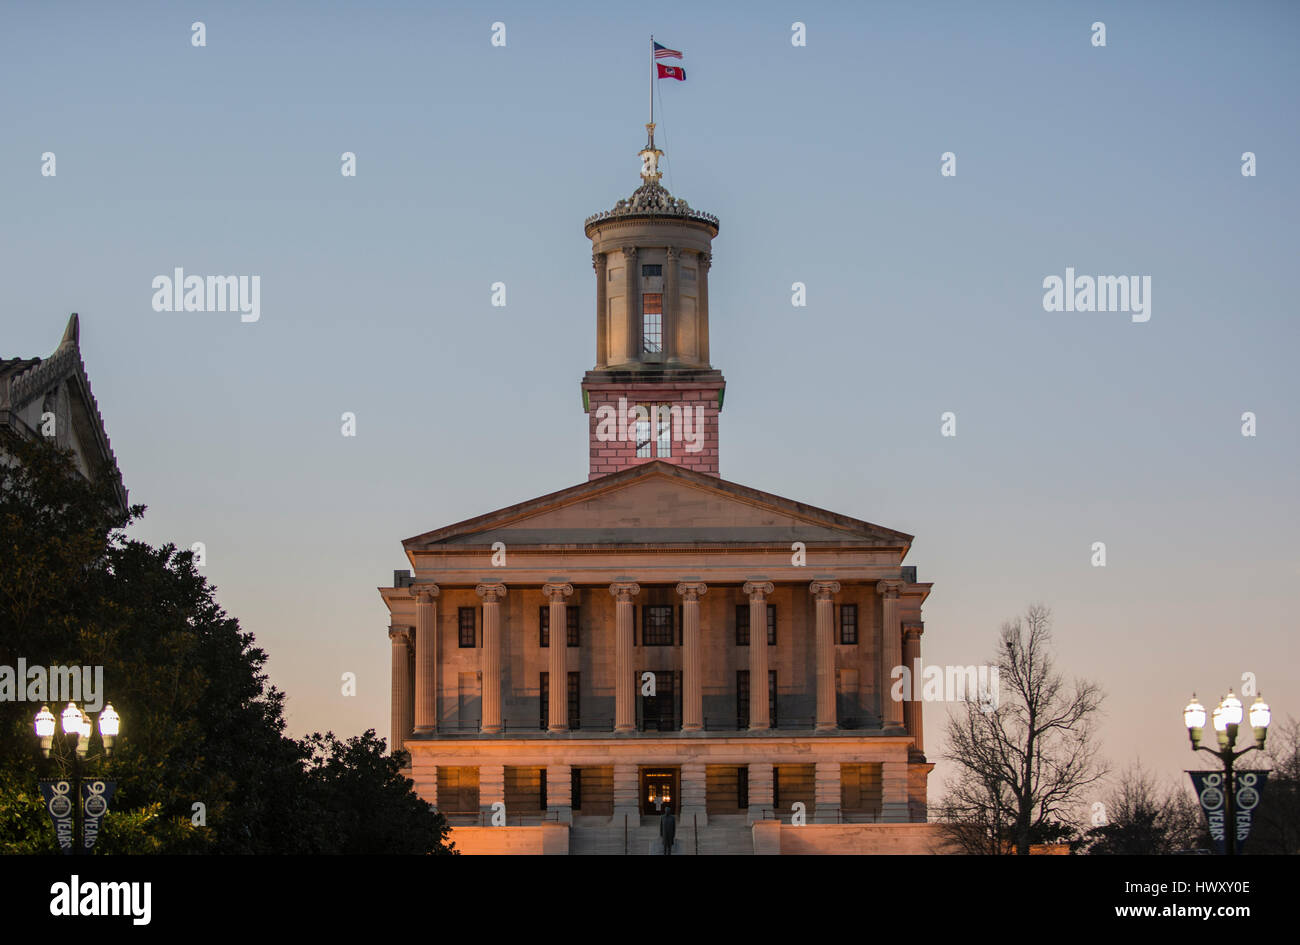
[476,583,507,734]
[744,581,774,730]
[665,246,679,362]
[622,246,640,361]
[388,627,412,754]
[676,582,707,731]
[903,622,925,754]
[610,582,640,733]
[543,583,574,733]
[810,581,841,731]
[593,252,608,368]
[411,585,439,734]
[698,251,711,365]
[877,581,904,728]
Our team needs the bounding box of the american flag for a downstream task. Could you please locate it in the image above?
[654,41,682,60]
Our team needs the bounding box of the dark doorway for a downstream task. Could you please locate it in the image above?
[640,767,679,815]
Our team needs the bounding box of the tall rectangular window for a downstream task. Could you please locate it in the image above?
[539,672,549,730]
[571,768,583,811]
[640,669,677,731]
[539,606,581,647]
[737,670,777,728]
[635,404,671,459]
[540,673,580,729]
[642,293,663,353]
[840,604,858,645]
[458,607,476,648]
[642,605,674,646]
[568,672,581,729]
[735,604,776,645]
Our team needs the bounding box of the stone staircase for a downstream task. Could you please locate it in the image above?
[569,813,754,855]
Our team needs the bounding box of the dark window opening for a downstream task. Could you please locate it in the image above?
[539,605,581,647]
[840,603,858,645]
[735,604,776,646]
[458,607,476,648]
[641,604,674,646]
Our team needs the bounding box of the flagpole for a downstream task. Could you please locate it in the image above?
[649,34,654,126]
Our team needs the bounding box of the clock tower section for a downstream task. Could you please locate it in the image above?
[582,123,725,480]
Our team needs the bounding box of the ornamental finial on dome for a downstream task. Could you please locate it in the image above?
[639,122,663,186]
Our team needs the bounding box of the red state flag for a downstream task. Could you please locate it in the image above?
[657,64,686,81]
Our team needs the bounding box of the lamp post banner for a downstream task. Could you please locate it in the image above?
[1230,770,1268,847]
[38,780,76,855]
[1189,770,1269,854]
[1188,771,1227,854]
[81,779,116,853]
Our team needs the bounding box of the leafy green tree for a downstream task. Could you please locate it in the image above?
[1,430,454,855]
[301,731,455,855]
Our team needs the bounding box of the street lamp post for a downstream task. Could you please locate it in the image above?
[1183,690,1270,856]
[32,701,122,855]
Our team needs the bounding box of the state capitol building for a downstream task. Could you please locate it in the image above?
[378,123,946,855]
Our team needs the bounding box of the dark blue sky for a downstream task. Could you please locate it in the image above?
[3,0,1296,803]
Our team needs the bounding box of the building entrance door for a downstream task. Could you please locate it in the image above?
[640,767,679,815]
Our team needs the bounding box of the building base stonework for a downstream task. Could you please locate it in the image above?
[407,734,937,854]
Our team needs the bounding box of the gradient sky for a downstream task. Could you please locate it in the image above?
[3,0,1296,809]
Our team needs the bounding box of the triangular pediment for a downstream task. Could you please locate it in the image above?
[404,462,911,550]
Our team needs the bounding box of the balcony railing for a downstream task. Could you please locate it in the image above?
[426,716,876,735]
[754,808,885,824]
[439,809,563,827]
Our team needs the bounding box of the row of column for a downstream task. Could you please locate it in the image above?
[389,579,918,747]
[455,759,914,826]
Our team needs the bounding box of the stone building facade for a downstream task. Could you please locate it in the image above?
[379,126,943,854]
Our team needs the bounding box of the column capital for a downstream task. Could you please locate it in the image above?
[903,620,925,641]
[675,582,707,602]
[592,251,606,271]
[809,580,841,601]
[609,582,641,602]
[666,245,679,260]
[743,581,774,602]
[621,245,638,260]
[408,584,439,602]
[877,579,903,599]
[388,626,412,646]
[542,582,574,602]
[475,583,507,603]
[700,250,712,270]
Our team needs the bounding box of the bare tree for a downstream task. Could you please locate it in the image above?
[939,604,1107,854]
[1249,715,1300,854]
[1080,762,1206,854]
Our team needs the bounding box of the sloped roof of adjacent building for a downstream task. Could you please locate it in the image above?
[0,314,127,512]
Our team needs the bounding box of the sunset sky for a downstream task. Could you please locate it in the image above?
[3,0,1296,805]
